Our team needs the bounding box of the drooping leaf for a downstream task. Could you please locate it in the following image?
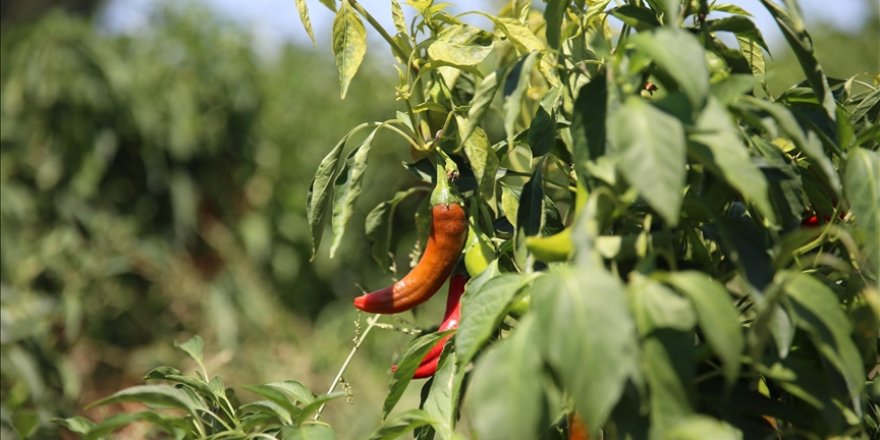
[782,272,866,406]
[758,0,836,121]
[609,96,686,225]
[391,0,408,36]
[332,0,367,99]
[466,316,544,440]
[503,52,539,144]
[458,122,498,202]
[383,331,449,417]
[294,0,317,47]
[543,0,566,49]
[666,271,744,386]
[460,68,502,143]
[88,384,208,416]
[456,271,534,366]
[369,409,439,440]
[689,97,775,224]
[706,16,769,53]
[844,147,879,272]
[571,71,608,164]
[329,127,379,258]
[632,28,709,109]
[662,415,743,440]
[532,266,639,434]
[365,187,423,269]
[609,5,661,31]
[421,349,461,440]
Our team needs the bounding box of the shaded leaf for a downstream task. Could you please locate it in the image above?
[369,409,439,440]
[532,266,639,433]
[689,97,775,224]
[329,127,379,258]
[632,28,709,109]
[457,271,534,366]
[467,316,544,440]
[666,271,744,386]
[610,97,686,225]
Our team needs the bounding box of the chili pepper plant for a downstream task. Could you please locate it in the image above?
[305,0,879,438]
[62,0,879,438]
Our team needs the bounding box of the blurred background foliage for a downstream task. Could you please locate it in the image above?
[0,0,877,438]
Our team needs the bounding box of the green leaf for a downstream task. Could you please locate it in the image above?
[369,409,439,440]
[467,316,544,440]
[391,0,407,36]
[422,349,460,440]
[532,266,639,433]
[758,0,836,121]
[282,423,337,440]
[662,415,743,440]
[782,272,866,405]
[365,187,423,269]
[456,271,534,366]
[689,97,776,224]
[173,335,205,371]
[666,271,744,386]
[244,383,300,417]
[458,123,498,202]
[294,0,317,47]
[240,400,294,425]
[329,127,379,258]
[739,96,841,196]
[383,331,450,417]
[609,5,660,31]
[502,53,539,145]
[460,69,502,143]
[543,0,566,49]
[631,278,696,433]
[516,165,544,237]
[610,97,686,225]
[737,35,766,78]
[527,105,555,157]
[56,416,95,435]
[706,16,769,52]
[493,17,545,54]
[264,380,316,406]
[88,384,208,415]
[632,28,709,109]
[633,278,696,333]
[427,39,493,67]
[295,392,347,424]
[332,0,366,99]
[844,147,879,272]
[83,412,189,440]
[571,71,609,163]
[308,133,351,258]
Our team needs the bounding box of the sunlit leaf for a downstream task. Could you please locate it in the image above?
[332,0,367,99]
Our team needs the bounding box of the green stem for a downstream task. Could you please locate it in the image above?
[314,314,382,421]
[349,0,408,62]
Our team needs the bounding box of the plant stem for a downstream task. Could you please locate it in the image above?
[314,313,382,421]
[349,0,408,63]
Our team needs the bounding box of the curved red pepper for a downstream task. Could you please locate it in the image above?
[392,274,467,379]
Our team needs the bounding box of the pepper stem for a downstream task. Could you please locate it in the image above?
[430,159,462,206]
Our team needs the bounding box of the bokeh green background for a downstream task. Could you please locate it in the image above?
[1,1,877,438]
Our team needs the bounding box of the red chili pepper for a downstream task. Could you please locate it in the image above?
[801,215,820,226]
[392,274,467,379]
[354,165,467,314]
